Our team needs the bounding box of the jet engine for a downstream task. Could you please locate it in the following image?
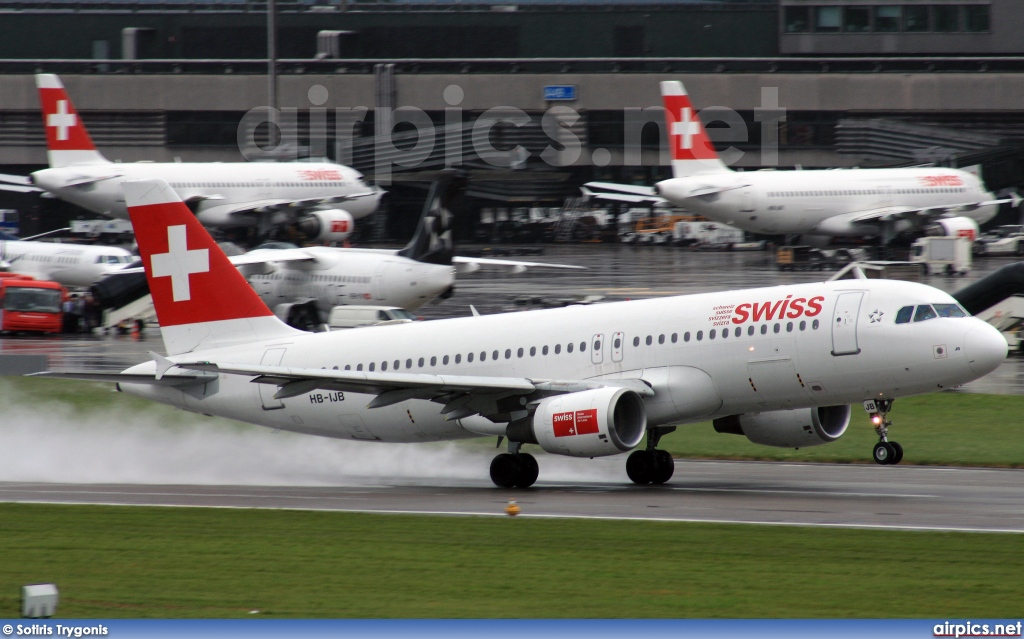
[298,209,355,243]
[712,405,851,448]
[925,216,980,241]
[508,387,647,457]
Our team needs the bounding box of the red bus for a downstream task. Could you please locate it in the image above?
[0,274,67,334]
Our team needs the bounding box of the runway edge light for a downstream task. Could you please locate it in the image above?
[22,583,58,618]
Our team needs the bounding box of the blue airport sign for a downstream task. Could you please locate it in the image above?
[543,85,577,101]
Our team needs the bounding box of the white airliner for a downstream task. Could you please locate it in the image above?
[39,178,1007,487]
[586,81,1017,243]
[0,237,133,288]
[0,74,382,243]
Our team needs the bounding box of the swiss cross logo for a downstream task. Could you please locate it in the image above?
[553,409,600,438]
[663,95,718,161]
[150,225,210,302]
[47,100,76,141]
[330,219,350,234]
[672,107,701,151]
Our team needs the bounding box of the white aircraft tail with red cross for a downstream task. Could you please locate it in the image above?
[36,74,111,168]
[660,81,730,179]
[124,179,302,355]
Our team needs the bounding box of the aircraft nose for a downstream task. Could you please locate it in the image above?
[965,321,1007,377]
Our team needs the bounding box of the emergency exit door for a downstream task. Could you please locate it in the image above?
[831,292,863,356]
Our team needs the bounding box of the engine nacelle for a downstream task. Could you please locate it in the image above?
[713,405,851,448]
[521,387,647,458]
[925,216,980,241]
[298,209,355,243]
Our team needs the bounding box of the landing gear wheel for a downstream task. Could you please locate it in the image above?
[490,453,519,488]
[514,453,539,488]
[889,441,904,465]
[626,450,655,485]
[651,450,675,485]
[873,441,895,465]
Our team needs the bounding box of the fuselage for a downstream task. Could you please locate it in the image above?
[31,162,381,227]
[123,278,1006,444]
[656,168,996,236]
[244,247,456,313]
[0,239,134,287]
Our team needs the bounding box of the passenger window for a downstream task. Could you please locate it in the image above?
[812,319,820,330]
[431,356,437,366]
[747,326,754,336]
[684,332,691,342]
[480,352,486,361]
[418,358,424,368]
[710,329,716,339]
[658,334,665,344]
[721,329,727,339]
[612,338,619,350]
[914,305,938,322]
[530,347,536,356]
[493,350,499,360]
[734,327,741,337]
[646,335,652,346]
[761,325,768,335]
[554,344,561,354]
[381,361,388,371]
[357,364,363,371]
[696,330,703,341]
[369,363,376,372]
[895,306,914,324]
[344,365,351,370]
[935,304,967,318]
[505,349,512,359]
[671,333,677,343]
[773,323,781,333]
[633,337,640,347]
[517,348,524,358]
[593,340,600,350]
[567,343,574,353]
[443,355,450,365]
[799,320,806,331]
[406,359,412,368]
[467,353,474,363]
[455,354,461,364]
[580,342,586,352]
[786,322,793,332]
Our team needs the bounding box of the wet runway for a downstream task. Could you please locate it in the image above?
[2,460,1021,533]
[3,245,1021,391]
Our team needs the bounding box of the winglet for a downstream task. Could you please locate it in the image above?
[35,73,110,168]
[125,179,302,355]
[660,80,729,178]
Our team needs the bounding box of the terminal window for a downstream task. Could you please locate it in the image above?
[844,6,871,32]
[965,5,990,31]
[784,6,810,32]
[904,5,930,31]
[874,6,901,32]
[934,5,961,31]
[815,6,842,32]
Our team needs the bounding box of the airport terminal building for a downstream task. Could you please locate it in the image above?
[1,0,1023,236]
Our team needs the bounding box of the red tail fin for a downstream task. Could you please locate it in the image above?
[660,81,729,178]
[124,179,300,355]
[36,73,109,168]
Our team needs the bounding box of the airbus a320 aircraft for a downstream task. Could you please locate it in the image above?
[586,81,1018,244]
[0,74,382,243]
[0,237,133,287]
[39,179,1006,487]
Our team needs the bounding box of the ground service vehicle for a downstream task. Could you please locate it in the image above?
[0,274,66,333]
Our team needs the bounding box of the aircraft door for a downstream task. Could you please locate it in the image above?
[591,333,604,365]
[259,348,287,410]
[831,292,864,356]
[611,332,624,363]
[740,187,757,213]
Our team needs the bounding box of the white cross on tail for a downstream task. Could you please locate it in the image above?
[47,100,77,141]
[672,107,701,150]
[150,225,210,302]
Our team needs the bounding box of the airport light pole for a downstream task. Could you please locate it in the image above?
[267,0,278,147]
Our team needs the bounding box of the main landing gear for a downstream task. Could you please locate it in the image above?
[626,427,676,485]
[865,399,904,465]
[490,441,539,488]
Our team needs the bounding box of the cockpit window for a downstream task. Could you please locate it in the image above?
[914,305,938,322]
[895,306,914,324]
[934,304,968,318]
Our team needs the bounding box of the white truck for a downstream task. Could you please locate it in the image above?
[910,236,972,276]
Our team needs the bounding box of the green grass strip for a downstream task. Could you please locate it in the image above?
[0,503,1021,618]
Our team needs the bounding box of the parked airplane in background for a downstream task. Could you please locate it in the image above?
[0,237,133,287]
[40,178,1006,487]
[585,81,1018,244]
[103,177,584,327]
[0,74,382,244]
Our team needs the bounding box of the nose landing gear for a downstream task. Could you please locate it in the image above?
[865,399,903,465]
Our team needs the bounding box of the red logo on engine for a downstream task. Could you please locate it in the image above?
[729,295,825,325]
[553,409,599,437]
[330,220,350,234]
[919,175,963,187]
[299,169,342,181]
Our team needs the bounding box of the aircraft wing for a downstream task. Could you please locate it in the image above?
[173,361,653,420]
[452,256,585,271]
[31,371,215,388]
[850,195,1020,224]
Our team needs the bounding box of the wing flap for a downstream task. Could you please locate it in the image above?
[29,371,215,387]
